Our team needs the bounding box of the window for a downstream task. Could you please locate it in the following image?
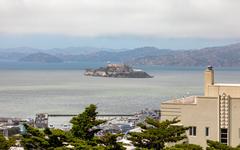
[239,128,240,138]
[205,127,209,136]
[189,126,196,136]
[220,128,228,145]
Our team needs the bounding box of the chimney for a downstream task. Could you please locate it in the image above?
[204,66,214,96]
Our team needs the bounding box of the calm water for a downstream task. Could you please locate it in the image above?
[0,62,240,118]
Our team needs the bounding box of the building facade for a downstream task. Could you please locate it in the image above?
[35,113,48,128]
[161,66,240,147]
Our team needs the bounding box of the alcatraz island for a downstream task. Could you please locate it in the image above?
[84,64,153,78]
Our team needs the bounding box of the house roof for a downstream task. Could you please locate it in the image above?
[162,96,197,104]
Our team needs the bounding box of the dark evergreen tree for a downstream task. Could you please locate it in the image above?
[206,140,240,150]
[70,104,106,141]
[128,117,189,150]
[0,133,14,150]
[19,104,126,149]
[44,128,68,149]
[165,143,203,150]
[98,133,125,150]
[21,124,50,149]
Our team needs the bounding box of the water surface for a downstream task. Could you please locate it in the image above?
[0,62,240,118]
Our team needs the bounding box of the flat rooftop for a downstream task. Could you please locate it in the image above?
[214,83,240,87]
[162,96,197,104]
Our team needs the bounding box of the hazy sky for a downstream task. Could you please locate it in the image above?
[0,0,240,49]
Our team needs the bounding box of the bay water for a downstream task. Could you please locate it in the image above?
[0,62,240,118]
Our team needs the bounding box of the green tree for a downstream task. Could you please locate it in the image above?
[21,125,73,149]
[165,143,203,150]
[21,124,50,149]
[206,140,240,150]
[20,104,126,149]
[0,133,14,150]
[98,133,125,150]
[128,118,189,150]
[70,104,125,149]
[70,104,106,141]
[44,128,68,149]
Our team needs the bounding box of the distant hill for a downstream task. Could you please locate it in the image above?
[0,47,125,61]
[2,42,240,67]
[130,43,240,67]
[19,52,63,63]
[63,47,171,62]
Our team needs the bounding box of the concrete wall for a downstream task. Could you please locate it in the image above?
[161,97,219,148]
[161,95,240,148]
[204,66,240,97]
[160,103,182,121]
[230,98,240,147]
[207,85,240,97]
[161,67,240,148]
[204,68,214,96]
[182,97,219,148]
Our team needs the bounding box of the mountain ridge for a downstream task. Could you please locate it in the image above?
[19,52,63,63]
[1,42,240,67]
[130,43,240,67]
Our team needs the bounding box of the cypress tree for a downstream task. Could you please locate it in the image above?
[128,118,189,150]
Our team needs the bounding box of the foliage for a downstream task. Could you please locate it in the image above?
[70,104,106,141]
[21,104,124,150]
[206,140,240,150]
[97,133,125,150]
[19,104,240,150]
[21,121,97,150]
[128,117,189,150]
[0,133,14,150]
[165,143,203,150]
[21,124,85,149]
[44,128,68,149]
[21,124,50,149]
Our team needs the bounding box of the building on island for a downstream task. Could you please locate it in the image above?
[161,66,240,148]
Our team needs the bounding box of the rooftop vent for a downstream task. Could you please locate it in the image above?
[207,65,213,70]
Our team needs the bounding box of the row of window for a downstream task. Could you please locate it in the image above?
[189,127,228,145]
[189,126,209,136]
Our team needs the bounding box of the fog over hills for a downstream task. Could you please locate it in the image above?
[1,42,240,67]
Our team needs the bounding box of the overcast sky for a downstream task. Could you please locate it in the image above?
[0,0,240,49]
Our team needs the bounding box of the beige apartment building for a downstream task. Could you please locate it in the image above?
[161,66,240,148]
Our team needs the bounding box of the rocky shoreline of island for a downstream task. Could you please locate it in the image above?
[84,64,153,78]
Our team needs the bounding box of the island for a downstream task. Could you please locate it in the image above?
[84,64,153,78]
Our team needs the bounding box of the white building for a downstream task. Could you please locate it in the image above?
[161,66,240,148]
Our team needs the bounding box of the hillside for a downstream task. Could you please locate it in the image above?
[130,43,240,67]
[19,52,63,63]
[62,47,171,62]
[2,42,240,67]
